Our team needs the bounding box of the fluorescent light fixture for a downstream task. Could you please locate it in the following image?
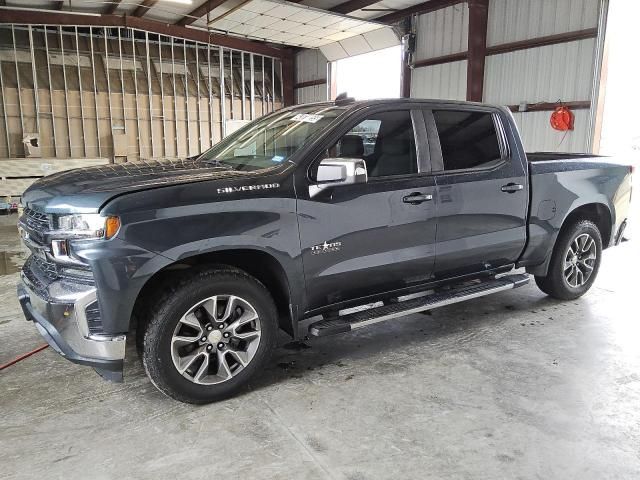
[163,0,193,4]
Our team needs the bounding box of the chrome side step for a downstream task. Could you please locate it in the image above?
[308,274,529,337]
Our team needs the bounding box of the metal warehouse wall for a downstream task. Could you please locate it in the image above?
[0,25,283,161]
[410,0,606,153]
[411,3,469,100]
[484,0,602,152]
[294,49,328,104]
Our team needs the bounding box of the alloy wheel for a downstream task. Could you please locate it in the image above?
[563,233,597,288]
[170,295,261,385]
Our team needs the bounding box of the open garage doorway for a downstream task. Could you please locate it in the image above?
[334,46,402,100]
[596,0,640,238]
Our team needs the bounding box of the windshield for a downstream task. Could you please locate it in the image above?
[198,105,347,171]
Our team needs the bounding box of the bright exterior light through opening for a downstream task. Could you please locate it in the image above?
[335,46,402,100]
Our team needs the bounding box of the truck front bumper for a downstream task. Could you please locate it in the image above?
[17,272,126,382]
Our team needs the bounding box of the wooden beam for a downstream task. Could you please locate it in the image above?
[131,0,158,18]
[330,0,381,15]
[376,0,464,24]
[104,0,123,15]
[466,0,488,102]
[294,78,326,89]
[176,0,230,27]
[506,101,591,112]
[0,9,288,58]
[486,28,598,56]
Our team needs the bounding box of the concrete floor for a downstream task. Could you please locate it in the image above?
[1,213,639,480]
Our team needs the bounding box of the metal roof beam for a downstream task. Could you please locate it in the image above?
[0,8,289,58]
[376,0,464,24]
[330,0,381,15]
[176,0,231,26]
[104,0,123,15]
[131,0,158,18]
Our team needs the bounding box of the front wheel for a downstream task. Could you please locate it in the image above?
[142,267,278,404]
[535,219,602,300]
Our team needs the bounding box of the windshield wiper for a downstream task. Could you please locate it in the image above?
[202,158,235,170]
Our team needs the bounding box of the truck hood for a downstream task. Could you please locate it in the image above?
[22,159,285,214]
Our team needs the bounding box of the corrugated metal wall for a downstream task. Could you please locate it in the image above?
[484,40,596,105]
[415,3,469,59]
[411,3,468,100]
[484,0,601,152]
[408,0,604,152]
[487,0,599,45]
[294,49,328,104]
[411,61,467,100]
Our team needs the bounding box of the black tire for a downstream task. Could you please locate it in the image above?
[535,219,602,300]
[142,267,278,404]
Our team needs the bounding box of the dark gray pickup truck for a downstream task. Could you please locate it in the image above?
[17,98,632,403]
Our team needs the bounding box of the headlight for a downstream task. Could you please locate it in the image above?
[55,214,120,240]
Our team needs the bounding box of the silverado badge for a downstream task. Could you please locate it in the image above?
[217,183,280,194]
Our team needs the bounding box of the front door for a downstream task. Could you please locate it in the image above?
[297,108,438,312]
[425,107,528,278]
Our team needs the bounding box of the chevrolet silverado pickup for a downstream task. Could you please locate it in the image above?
[17,98,632,404]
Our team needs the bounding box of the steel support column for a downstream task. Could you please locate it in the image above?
[281,52,294,107]
[159,35,167,158]
[195,43,202,150]
[145,31,154,158]
[131,28,142,158]
[89,28,102,156]
[12,26,25,152]
[103,29,114,159]
[241,51,246,120]
[219,46,226,137]
[183,40,190,155]
[171,37,179,156]
[58,27,72,155]
[44,26,58,157]
[0,28,10,157]
[249,53,255,119]
[466,0,488,102]
[28,26,41,139]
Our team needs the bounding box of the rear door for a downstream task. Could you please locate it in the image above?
[297,107,437,311]
[424,107,528,278]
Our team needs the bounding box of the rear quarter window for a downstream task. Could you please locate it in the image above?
[433,110,503,171]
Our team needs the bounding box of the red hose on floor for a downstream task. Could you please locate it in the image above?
[0,344,49,371]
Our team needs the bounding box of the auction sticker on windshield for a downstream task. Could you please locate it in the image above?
[292,113,323,123]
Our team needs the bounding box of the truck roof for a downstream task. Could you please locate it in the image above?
[300,97,505,111]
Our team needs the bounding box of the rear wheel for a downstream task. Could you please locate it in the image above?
[535,220,602,300]
[142,267,278,404]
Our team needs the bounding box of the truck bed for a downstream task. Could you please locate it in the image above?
[527,152,605,162]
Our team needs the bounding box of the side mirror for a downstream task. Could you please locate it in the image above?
[315,158,368,187]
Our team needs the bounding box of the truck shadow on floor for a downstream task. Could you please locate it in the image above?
[120,290,571,402]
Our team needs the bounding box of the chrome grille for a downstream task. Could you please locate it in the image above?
[23,208,51,232]
[30,255,59,280]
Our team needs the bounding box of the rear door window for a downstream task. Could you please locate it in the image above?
[432,110,503,171]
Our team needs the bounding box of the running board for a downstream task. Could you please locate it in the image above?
[309,274,529,337]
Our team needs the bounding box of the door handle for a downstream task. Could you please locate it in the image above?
[501,183,524,193]
[403,192,433,205]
